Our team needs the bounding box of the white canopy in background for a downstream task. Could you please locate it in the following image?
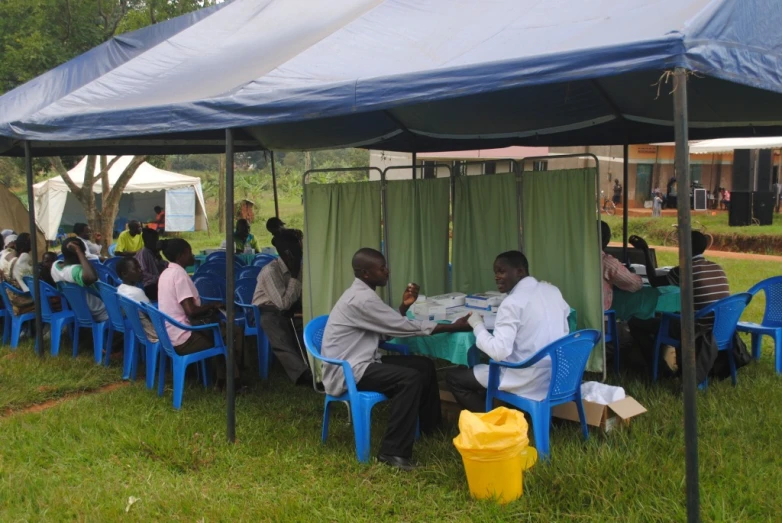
[33,156,208,240]
[689,137,782,155]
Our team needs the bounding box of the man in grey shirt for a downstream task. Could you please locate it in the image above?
[321,248,470,471]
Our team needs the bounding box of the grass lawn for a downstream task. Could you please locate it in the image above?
[1,252,781,520]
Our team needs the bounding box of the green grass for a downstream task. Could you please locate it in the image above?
[1,253,781,520]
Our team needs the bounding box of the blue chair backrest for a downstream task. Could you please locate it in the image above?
[118,294,154,344]
[193,274,226,302]
[252,254,276,268]
[0,282,18,313]
[206,251,226,263]
[24,276,69,321]
[102,257,122,273]
[303,315,329,359]
[695,293,753,350]
[143,304,181,359]
[97,282,125,331]
[94,264,120,286]
[114,217,128,235]
[238,265,262,281]
[748,276,782,327]
[234,278,256,303]
[195,262,226,278]
[57,282,97,326]
[544,329,602,403]
[108,243,117,256]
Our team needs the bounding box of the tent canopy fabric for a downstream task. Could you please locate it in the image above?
[0,184,47,254]
[2,0,782,156]
[33,156,209,240]
[689,137,782,154]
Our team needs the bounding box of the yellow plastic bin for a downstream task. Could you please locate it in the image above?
[453,407,537,504]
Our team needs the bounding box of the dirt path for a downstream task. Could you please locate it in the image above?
[609,242,782,262]
[1,382,128,418]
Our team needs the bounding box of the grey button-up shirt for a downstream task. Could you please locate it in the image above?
[321,278,437,396]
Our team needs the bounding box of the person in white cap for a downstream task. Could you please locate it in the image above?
[0,233,18,281]
[1,229,14,239]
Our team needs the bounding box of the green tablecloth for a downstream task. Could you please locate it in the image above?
[611,285,681,322]
[390,308,578,367]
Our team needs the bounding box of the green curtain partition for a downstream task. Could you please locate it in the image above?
[522,168,604,372]
[303,181,382,323]
[385,178,451,304]
[453,172,519,294]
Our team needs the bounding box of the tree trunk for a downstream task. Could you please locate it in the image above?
[217,154,226,233]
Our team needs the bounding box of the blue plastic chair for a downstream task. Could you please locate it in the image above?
[737,276,782,373]
[102,256,122,273]
[196,260,242,277]
[238,265,262,281]
[0,298,9,346]
[604,310,619,373]
[57,282,109,364]
[0,282,35,349]
[144,304,226,409]
[108,243,117,256]
[93,263,121,286]
[206,251,227,263]
[252,254,277,269]
[97,282,135,376]
[485,329,602,460]
[193,274,226,303]
[119,295,159,389]
[235,277,272,379]
[114,217,129,236]
[303,315,410,463]
[23,276,75,356]
[653,293,753,385]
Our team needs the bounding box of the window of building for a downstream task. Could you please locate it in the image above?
[690,164,702,184]
[422,161,436,179]
[483,161,497,175]
[533,160,548,172]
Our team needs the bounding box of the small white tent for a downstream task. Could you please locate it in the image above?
[33,156,209,240]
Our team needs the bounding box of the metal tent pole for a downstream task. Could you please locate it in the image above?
[225,129,236,443]
[622,141,629,263]
[673,67,700,523]
[412,151,417,179]
[24,141,44,358]
[270,151,279,218]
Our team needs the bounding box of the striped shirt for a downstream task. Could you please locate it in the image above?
[667,255,730,312]
[602,253,643,310]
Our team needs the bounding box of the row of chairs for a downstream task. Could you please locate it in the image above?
[605,276,782,384]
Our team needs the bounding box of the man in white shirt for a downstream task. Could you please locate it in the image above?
[51,238,108,322]
[115,257,158,341]
[73,223,102,261]
[446,251,571,412]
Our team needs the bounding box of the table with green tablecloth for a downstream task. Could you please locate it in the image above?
[390,308,578,367]
[611,285,681,322]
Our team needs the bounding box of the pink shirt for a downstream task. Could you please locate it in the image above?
[157,263,201,346]
[602,252,643,310]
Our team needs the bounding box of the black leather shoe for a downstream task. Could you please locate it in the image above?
[377,454,416,471]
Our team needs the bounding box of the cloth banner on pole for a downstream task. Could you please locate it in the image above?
[385,178,451,303]
[165,187,197,232]
[522,168,604,372]
[453,173,519,294]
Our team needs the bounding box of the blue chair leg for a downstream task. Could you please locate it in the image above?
[530,403,551,460]
[10,318,23,349]
[728,349,737,386]
[698,379,709,390]
[750,333,762,361]
[103,326,115,366]
[352,402,371,463]
[71,325,80,358]
[172,360,186,409]
[158,353,167,397]
[575,397,589,441]
[321,398,334,443]
[122,336,136,380]
[258,333,270,380]
[92,324,106,364]
[146,343,159,390]
[50,319,63,356]
[775,332,782,375]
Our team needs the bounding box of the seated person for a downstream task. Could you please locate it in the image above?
[628,231,730,372]
[134,228,168,301]
[0,233,17,281]
[50,238,108,322]
[40,252,58,287]
[321,248,471,471]
[73,222,102,260]
[220,219,259,254]
[115,220,143,257]
[2,233,34,315]
[601,221,642,310]
[157,239,246,390]
[446,251,571,413]
[266,216,303,246]
[116,257,158,341]
[252,230,310,385]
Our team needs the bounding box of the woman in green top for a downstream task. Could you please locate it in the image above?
[221,219,260,253]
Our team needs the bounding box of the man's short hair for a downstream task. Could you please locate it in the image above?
[154,206,162,213]
[73,223,89,236]
[692,231,709,256]
[266,217,285,233]
[116,257,136,278]
[352,247,385,273]
[495,250,528,272]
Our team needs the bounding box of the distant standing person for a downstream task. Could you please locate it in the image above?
[652,192,663,217]
[266,217,285,240]
[723,188,731,211]
[153,206,166,234]
[612,179,622,206]
[115,220,143,257]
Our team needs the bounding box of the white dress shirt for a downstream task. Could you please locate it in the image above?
[472,276,571,401]
[78,237,102,260]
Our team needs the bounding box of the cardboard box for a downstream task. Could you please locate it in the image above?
[465,293,505,311]
[429,292,467,308]
[552,397,647,432]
